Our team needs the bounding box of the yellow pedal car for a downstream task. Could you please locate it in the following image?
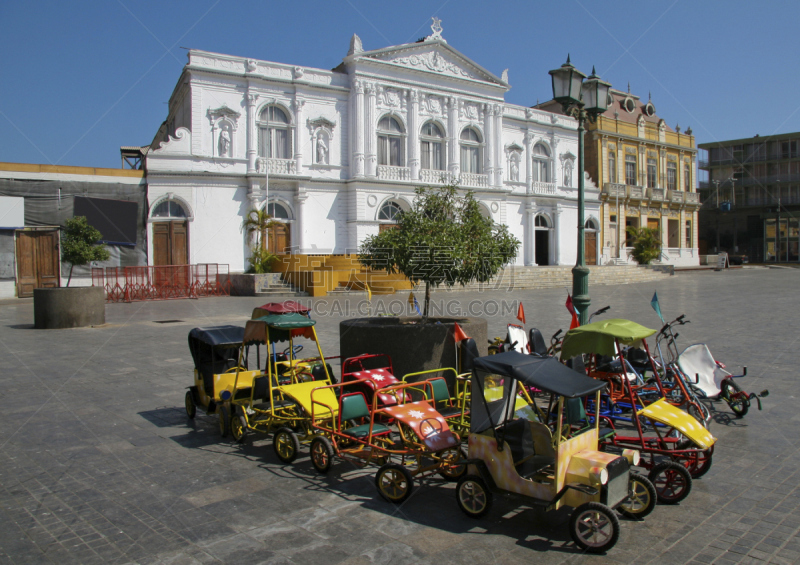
[456,351,652,553]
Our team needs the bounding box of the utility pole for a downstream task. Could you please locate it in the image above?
[729,178,737,252]
[713,180,720,252]
[777,179,782,262]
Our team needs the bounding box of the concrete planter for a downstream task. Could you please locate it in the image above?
[220,273,282,296]
[340,316,488,381]
[34,287,105,329]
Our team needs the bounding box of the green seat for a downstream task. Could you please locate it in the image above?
[342,423,391,438]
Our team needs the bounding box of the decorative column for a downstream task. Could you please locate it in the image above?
[524,131,533,194]
[525,202,535,265]
[353,80,365,178]
[295,188,308,253]
[553,203,563,265]
[447,96,459,176]
[365,82,377,177]
[484,104,494,184]
[293,98,305,175]
[408,89,420,180]
[246,92,259,173]
[494,104,503,186]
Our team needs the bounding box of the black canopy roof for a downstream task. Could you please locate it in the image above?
[188,325,245,349]
[472,351,606,398]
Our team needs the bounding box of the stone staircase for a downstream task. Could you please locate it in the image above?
[426,265,672,293]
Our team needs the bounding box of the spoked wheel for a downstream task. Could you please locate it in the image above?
[455,475,492,518]
[569,502,620,553]
[437,447,468,482]
[687,402,710,428]
[721,379,749,418]
[231,406,248,443]
[310,436,334,474]
[617,474,657,519]
[218,405,231,438]
[375,463,413,504]
[676,445,713,479]
[185,390,196,419]
[273,427,300,463]
[649,461,692,504]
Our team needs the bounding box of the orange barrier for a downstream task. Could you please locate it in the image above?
[91,264,231,302]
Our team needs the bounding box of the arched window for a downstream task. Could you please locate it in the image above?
[534,214,550,228]
[533,143,550,182]
[378,116,404,166]
[266,202,290,220]
[151,200,187,219]
[460,128,483,174]
[585,218,598,230]
[420,122,444,170]
[258,106,290,159]
[378,200,403,221]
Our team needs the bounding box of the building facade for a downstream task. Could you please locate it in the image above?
[144,23,599,272]
[539,89,701,266]
[698,132,800,262]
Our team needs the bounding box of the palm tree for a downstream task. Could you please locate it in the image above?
[242,208,278,251]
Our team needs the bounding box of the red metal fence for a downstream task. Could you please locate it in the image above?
[91,264,231,302]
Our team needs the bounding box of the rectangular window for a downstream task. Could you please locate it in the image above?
[379,136,403,166]
[608,152,617,183]
[684,163,691,191]
[647,158,657,188]
[685,221,692,248]
[667,161,677,191]
[461,146,481,174]
[625,154,637,186]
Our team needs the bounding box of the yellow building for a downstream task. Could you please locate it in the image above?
[540,88,701,266]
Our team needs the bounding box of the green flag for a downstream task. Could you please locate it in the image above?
[651,291,665,323]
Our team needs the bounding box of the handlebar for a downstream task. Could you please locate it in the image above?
[594,306,610,316]
[552,329,563,340]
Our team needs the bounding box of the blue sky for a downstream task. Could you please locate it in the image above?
[1,1,796,169]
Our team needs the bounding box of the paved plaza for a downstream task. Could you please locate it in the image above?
[0,268,799,565]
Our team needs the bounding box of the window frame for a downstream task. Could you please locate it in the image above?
[647,157,657,189]
[532,143,551,183]
[667,161,677,192]
[257,105,291,160]
[460,127,483,174]
[625,154,637,186]
[420,121,445,171]
[378,116,405,167]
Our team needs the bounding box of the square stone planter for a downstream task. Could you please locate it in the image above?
[34,287,105,329]
[220,273,283,296]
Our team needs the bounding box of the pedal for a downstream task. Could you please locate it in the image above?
[759,390,769,397]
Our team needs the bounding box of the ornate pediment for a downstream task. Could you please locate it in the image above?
[356,42,506,87]
[207,105,241,126]
[307,117,336,131]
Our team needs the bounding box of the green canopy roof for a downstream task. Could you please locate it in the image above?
[243,313,316,345]
[253,313,315,329]
[560,318,656,359]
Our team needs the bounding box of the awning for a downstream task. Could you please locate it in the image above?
[251,300,311,319]
[560,319,657,359]
[244,313,316,344]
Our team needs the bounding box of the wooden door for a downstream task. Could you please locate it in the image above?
[16,230,60,297]
[268,223,291,253]
[152,221,188,265]
[584,231,597,265]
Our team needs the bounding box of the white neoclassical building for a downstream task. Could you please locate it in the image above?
[145,21,600,271]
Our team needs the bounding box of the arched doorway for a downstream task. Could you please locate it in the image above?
[534,214,550,266]
[151,199,189,266]
[378,199,404,232]
[265,202,291,253]
[584,218,598,265]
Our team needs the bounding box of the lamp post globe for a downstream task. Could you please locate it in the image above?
[549,55,586,107]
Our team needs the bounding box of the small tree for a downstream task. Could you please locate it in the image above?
[626,226,661,265]
[61,216,110,286]
[241,208,279,273]
[359,184,520,316]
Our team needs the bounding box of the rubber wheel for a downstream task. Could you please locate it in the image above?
[231,406,248,443]
[569,502,620,553]
[456,474,492,518]
[687,402,710,428]
[721,379,749,418]
[185,390,196,419]
[677,445,713,479]
[310,436,334,474]
[617,474,657,519]
[438,447,468,482]
[218,404,230,438]
[375,463,413,504]
[273,427,300,463]
[648,461,692,504]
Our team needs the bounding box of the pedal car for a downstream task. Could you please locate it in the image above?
[561,319,717,503]
[341,353,409,413]
[222,313,338,463]
[310,379,465,503]
[456,351,652,553]
[186,325,259,422]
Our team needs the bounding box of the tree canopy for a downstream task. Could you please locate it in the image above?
[359,184,520,315]
[61,216,110,286]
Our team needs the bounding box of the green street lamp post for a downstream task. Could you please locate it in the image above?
[549,56,611,324]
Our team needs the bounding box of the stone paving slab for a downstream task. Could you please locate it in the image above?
[0,269,798,564]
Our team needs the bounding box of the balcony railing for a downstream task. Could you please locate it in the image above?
[648,188,665,201]
[419,169,453,184]
[461,172,489,188]
[417,169,490,188]
[531,181,556,195]
[603,183,627,197]
[685,192,700,204]
[377,165,410,181]
[257,158,296,175]
[629,185,644,199]
[668,189,685,203]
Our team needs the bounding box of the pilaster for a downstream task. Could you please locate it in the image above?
[447,96,459,176]
[365,82,377,177]
[293,97,305,175]
[246,91,258,173]
[484,104,494,183]
[408,89,420,180]
[353,79,365,178]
